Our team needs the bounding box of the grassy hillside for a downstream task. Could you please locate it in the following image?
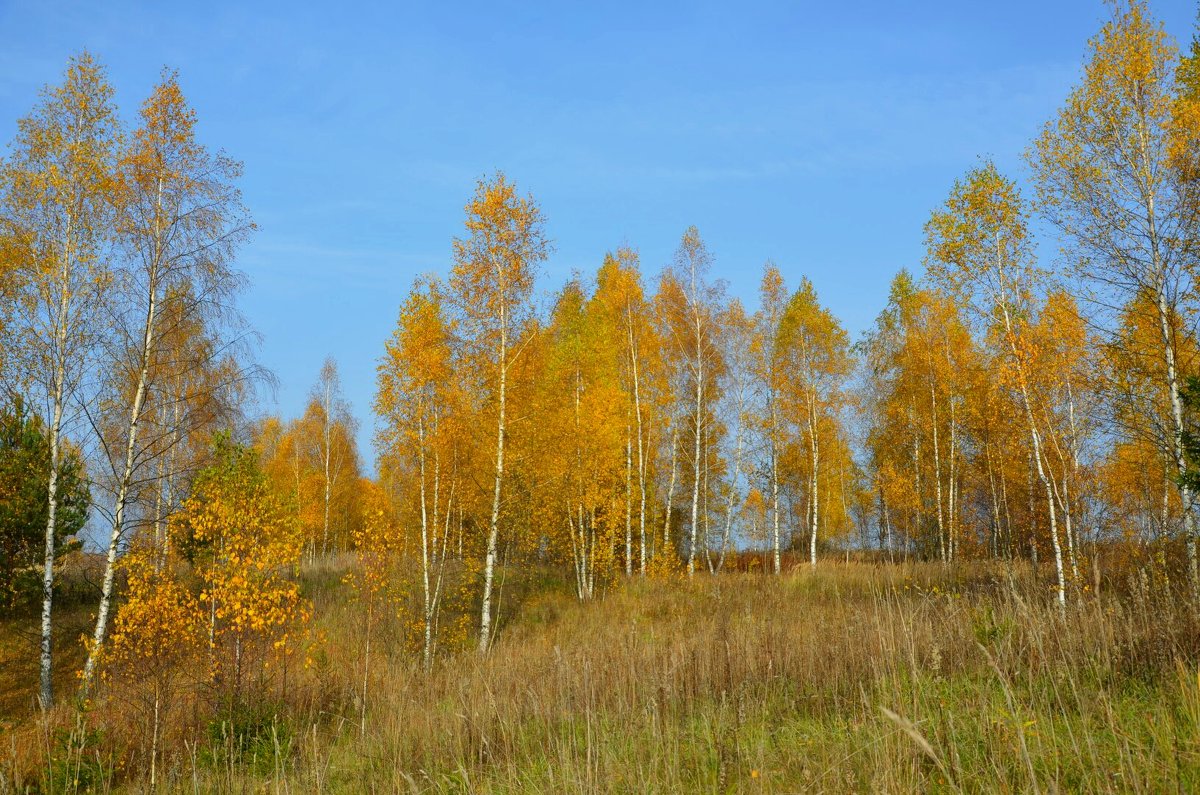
[3,559,1200,793]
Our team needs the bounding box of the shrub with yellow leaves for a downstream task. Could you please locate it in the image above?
[171,434,311,705]
[100,538,204,788]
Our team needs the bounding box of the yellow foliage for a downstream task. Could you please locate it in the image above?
[171,436,310,694]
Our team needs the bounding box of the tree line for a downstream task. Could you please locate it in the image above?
[363,2,1200,661]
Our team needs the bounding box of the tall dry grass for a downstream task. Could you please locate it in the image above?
[3,559,1200,792]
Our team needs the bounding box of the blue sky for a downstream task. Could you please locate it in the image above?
[1,0,1195,464]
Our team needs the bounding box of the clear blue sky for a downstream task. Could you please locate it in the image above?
[1,0,1195,465]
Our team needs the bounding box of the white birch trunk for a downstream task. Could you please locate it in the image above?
[808,389,819,570]
[688,358,703,576]
[418,411,433,670]
[625,430,633,576]
[479,310,506,653]
[771,398,781,575]
[663,424,679,561]
[39,216,76,710]
[627,306,648,575]
[930,381,946,564]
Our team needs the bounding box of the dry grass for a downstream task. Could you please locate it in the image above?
[3,559,1200,793]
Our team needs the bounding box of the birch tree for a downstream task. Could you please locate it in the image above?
[82,71,252,691]
[776,278,852,569]
[927,162,1070,607]
[660,227,723,576]
[1029,1,1200,598]
[0,53,119,707]
[592,248,660,575]
[376,279,459,666]
[308,357,357,558]
[714,299,754,572]
[751,263,788,573]
[539,279,624,598]
[448,173,549,654]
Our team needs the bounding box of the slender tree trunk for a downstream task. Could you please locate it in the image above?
[1134,106,1199,601]
[1064,373,1082,583]
[948,399,959,563]
[568,508,584,600]
[880,486,894,563]
[909,401,923,558]
[39,227,75,710]
[151,679,160,790]
[40,370,65,710]
[1000,455,1014,559]
[625,430,633,576]
[361,602,372,732]
[716,402,745,574]
[985,439,1003,561]
[432,412,441,570]
[808,390,819,570]
[627,306,648,575]
[1027,451,1039,569]
[83,261,161,692]
[1155,286,1199,599]
[576,510,586,599]
[688,367,703,576]
[431,476,454,648]
[1002,300,1066,608]
[161,404,181,568]
[479,319,507,653]
[771,398,781,575]
[569,365,590,601]
[418,412,433,670]
[587,507,597,596]
[930,382,946,564]
[291,434,308,561]
[322,403,332,556]
[686,252,705,577]
[1062,478,1079,584]
[1027,414,1065,608]
[703,423,715,574]
[152,453,166,568]
[663,424,679,562]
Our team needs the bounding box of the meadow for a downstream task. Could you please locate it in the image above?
[3,554,1198,794]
